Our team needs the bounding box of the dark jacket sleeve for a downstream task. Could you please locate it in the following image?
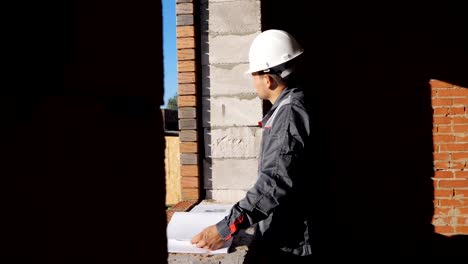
[216,103,310,240]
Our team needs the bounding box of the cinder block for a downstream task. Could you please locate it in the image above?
[202,96,262,127]
[203,127,261,158]
[204,158,258,190]
[208,1,260,34]
[206,189,248,203]
[202,63,254,96]
[201,33,259,65]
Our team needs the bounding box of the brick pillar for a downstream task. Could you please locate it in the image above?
[176,0,200,201]
[431,79,468,235]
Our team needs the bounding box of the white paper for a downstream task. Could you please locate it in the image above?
[167,211,232,254]
[190,203,234,213]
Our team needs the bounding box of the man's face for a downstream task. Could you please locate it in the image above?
[251,73,269,100]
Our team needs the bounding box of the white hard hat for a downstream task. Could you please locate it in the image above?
[246,29,304,77]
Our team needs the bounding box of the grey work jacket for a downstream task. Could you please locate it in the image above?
[216,86,313,256]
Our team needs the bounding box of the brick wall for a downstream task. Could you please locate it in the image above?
[431,79,468,235]
[176,0,200,201]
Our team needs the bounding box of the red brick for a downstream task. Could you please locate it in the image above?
[455,136,468,143]
[178,83,196,95]
[458,207,468,215]
[177,26,194,37]
[458,217,468,225]
[166,200,198,222]
[449,107,465,115]
[433,180,439,189]
[433,216,450,225]
[434,225,454,234]
[433,107,449,116]
[453,125,468,133]
[180,142,198,153]
[439,180,468,188]
[179,72,196,83]
[181,177,199,188]
[180,165,199,177]
[178,95,196,107]
[433,153,450,161]
[176,3,193,15]
[434,189,454,198]
[453,117,468,125]
[430,80,454,88]
[451,161,466,169]
[177,37,195,49]
[438,199,466,206]
[455,189,468,197]
[433,117,451,125]
[434,161,450,169]
[455,171,468,179]
[452,153,468,160]
[178,61,195,72]
[434,207,451,216]
[453,98,468,106]
[456,226,468,233]
[435,126,452,133]
[439,143,468,152]
[178,49,195,60]
[437,89,468,97]
[434,171,453,178]
[182,188,199,201]
[431,98,452,106]
[433,135,455,143]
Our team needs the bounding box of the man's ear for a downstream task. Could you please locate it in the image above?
[264,74,276,90]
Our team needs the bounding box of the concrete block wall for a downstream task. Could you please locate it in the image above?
[200,0,262,203]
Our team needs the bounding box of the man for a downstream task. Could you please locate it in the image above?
[191,29,314,262]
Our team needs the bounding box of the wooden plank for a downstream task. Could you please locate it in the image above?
[164,136,181,205]
[178,95,196,107]
[179,72,196,83]
[180,142,198,153]
[179,107,196,119]
[180,165,199,177]
[179,130,197,142]
[180,153,198,165]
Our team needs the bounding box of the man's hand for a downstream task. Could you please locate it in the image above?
[190,225,225,251]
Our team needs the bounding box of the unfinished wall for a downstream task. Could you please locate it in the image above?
[431,79,468,235]
[200,0,262,202]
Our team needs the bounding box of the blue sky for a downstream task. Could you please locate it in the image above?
[162,0,177,108]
